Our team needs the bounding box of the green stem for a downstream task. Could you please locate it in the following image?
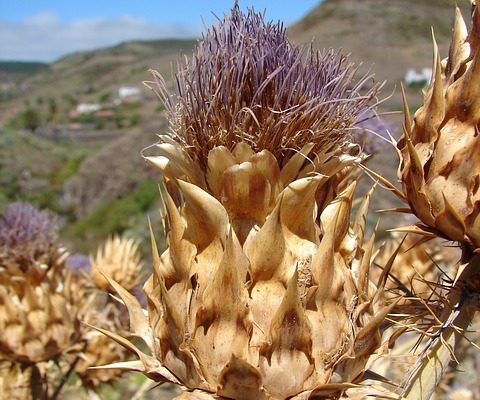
[401,252,480,399]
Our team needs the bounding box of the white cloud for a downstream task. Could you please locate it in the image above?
[0,12,200,62]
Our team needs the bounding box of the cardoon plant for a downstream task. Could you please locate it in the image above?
[0,202,83,398]
[395,3,480,399]
[93,5,401,399]
[75,235,144,390]
[0,202,62,288]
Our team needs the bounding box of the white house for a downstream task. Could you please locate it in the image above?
[405,68,432,86]
[118,86,142,102]
[76,103,101,114]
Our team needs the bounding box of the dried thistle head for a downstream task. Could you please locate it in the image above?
[89,235,143,292]
[0,202,64,288]
[147,4,380,171]
[92,5,397,400]
[0,362,30,400]
[0,202,83,366]
[0,268,81,364]
[398,5,480,253]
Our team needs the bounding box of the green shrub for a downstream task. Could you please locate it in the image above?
[72,180,158,239]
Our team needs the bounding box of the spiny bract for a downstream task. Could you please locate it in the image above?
[74,235,144,388]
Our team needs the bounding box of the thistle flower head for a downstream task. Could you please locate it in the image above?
[148,4,379,169]
[0,202,58,252]
[0,202,64,288]
[89,235,143,292]
[398,5,480,252]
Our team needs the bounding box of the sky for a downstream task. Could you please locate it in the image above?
[0,1,321,62]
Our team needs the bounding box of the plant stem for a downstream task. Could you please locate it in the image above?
[29,364,46,400]
[401,252,480,399]
[50,342,87,400]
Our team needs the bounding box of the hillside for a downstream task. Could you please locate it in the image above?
[0,39,196,121]
[289,0,472,111]
[0,40,196,252]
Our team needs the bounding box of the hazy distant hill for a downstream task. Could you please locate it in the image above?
[1,1,471,119]
[0,39,196,120]
[0,61,48,74]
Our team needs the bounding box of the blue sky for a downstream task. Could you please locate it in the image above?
[0,1,321,62]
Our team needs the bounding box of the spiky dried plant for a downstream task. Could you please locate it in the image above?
[0,202,85,399]
[0,273,81,365]
[0,202,64,289]
[398,4,480,255]
[0,362,31,400]
[395,3,480,399]
[73,236,144,389]
[90,5,402,400]
[0,203,81,364]
[90,235,143,292]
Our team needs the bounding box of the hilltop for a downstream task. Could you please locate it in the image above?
[288,0,472,111]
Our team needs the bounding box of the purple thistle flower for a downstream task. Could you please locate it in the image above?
[354,111,396,155]
[66,254,91,273]
[0,202,58,250]
[147,4,381,169]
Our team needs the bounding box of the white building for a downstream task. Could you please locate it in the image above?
[76,103,101,114]
[118,86,142,102]
[405,68,432,86]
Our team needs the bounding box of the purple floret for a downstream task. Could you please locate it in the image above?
[148,4,381,168]
[66,254,91,273]
[0,202,58,250]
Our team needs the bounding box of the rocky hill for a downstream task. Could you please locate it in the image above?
[288,0,472,111]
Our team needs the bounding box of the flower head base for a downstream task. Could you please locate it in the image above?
[147,4,380,170]
[96,181,395,399]
[0,275,81,364]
